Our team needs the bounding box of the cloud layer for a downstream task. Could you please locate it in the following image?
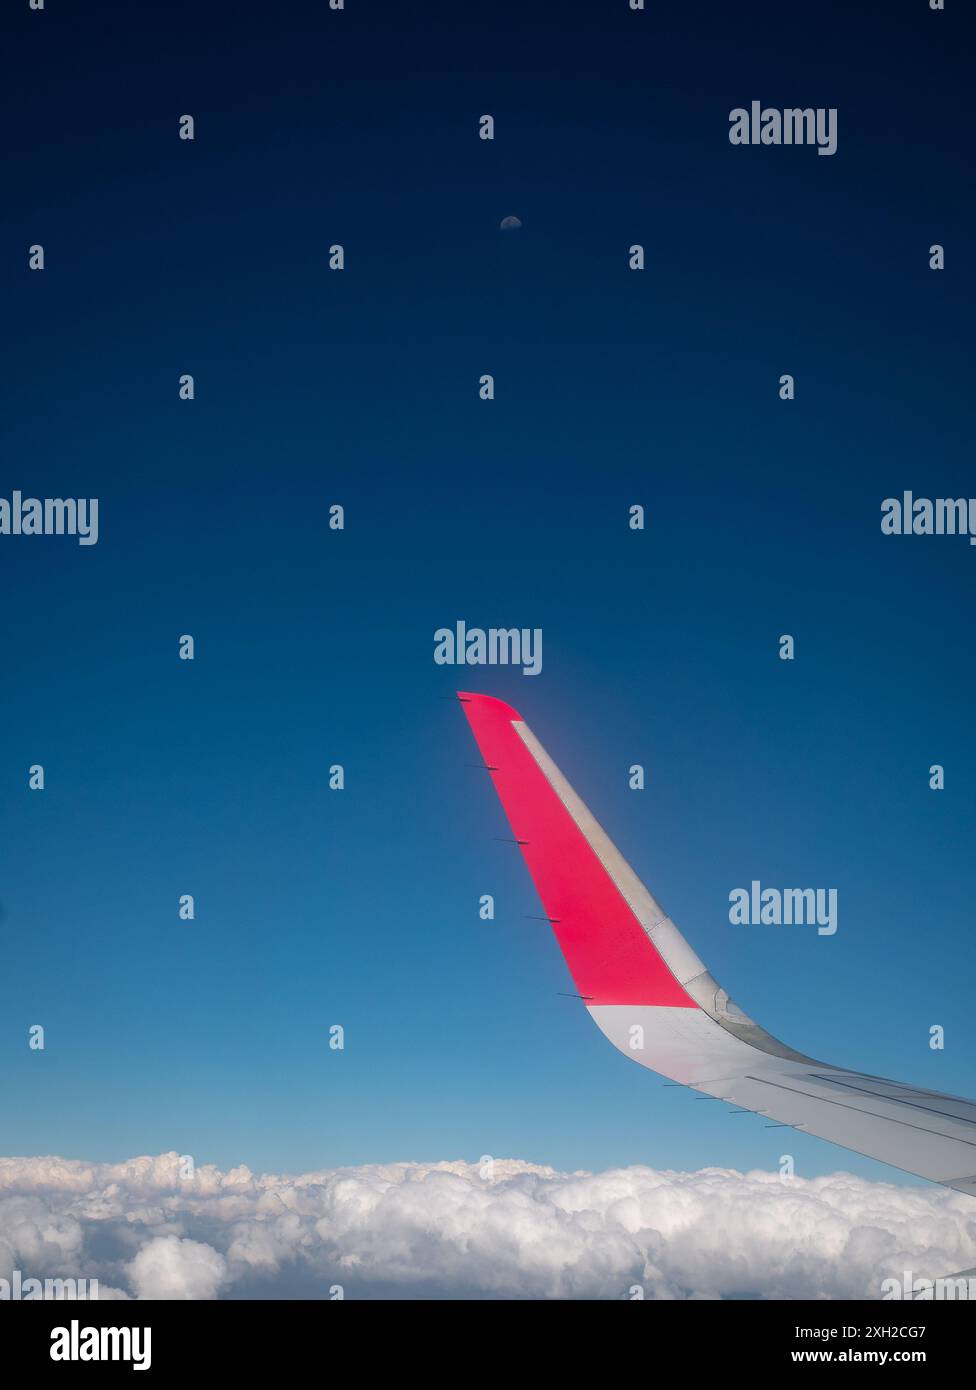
[1,1153,974,1300]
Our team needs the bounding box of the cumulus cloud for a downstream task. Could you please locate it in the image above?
[0,1153,974,1300]
[128,1235,226,1301]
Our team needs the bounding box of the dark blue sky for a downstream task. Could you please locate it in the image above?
[1,0,974,1183]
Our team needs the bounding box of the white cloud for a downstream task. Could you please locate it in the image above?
[0,1153,974,1300]
[127,1235,226,1301]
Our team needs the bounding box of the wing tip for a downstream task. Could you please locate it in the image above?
[456,691,523,722]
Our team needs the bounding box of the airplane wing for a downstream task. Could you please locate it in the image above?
[458,691,976,1196]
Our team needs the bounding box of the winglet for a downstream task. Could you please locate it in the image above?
[457,695,976,1195]
[456,691,523,722]
[458,691,693,1007]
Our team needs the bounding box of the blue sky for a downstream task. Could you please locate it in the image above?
[1,0,973,1186]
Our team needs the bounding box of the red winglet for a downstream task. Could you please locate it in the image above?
[459,693,694,1007]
